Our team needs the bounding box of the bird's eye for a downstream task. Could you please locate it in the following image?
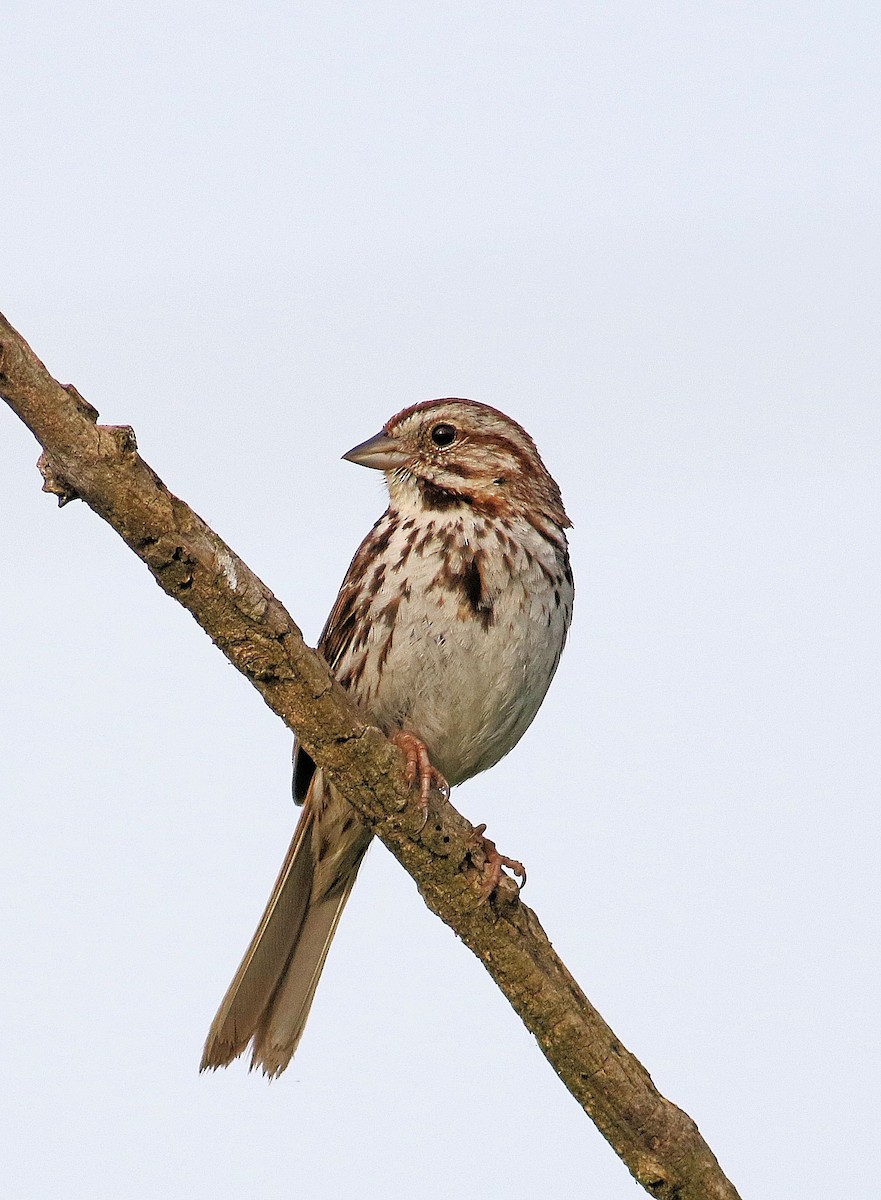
[430,423,456,448]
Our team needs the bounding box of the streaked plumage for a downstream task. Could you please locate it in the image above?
[201,398,573,1076]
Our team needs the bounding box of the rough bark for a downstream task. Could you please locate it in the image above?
[0,309,741,1200]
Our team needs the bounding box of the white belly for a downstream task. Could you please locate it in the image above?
[344,510,572,785]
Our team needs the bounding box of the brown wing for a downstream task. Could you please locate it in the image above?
[292,508,398,802]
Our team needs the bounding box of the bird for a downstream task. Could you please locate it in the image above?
[200,398,573,1077]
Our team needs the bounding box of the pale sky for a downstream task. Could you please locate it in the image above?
[2,4,879,1197]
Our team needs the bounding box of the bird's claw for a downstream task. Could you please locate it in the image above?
[468,824,527,898]
[391,730,449,830]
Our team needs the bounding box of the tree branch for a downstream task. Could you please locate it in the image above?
[0,310,740,1200]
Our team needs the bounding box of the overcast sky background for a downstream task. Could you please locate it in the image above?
[2,3,879,1197]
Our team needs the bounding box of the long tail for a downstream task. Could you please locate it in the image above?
[200,770,371,1077]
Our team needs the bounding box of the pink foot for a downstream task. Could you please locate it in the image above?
[469,824,527,898]
[390,730,450,826]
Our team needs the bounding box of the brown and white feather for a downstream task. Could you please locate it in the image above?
[201,398,573,1077]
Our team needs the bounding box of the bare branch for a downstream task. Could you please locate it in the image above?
[0,310,741,1200]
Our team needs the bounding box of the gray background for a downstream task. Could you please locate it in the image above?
[2,3,879,1196]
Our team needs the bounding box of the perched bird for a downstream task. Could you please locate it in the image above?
[201,398,573,1076]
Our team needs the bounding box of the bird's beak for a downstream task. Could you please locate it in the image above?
[342,430,408,471]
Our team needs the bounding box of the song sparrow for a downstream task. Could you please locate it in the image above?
[201,398,573,1076]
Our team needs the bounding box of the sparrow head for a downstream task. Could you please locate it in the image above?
[343,398,570,529]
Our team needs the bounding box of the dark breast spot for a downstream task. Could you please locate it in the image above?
[462,559,483,611]
[460,555,494,630]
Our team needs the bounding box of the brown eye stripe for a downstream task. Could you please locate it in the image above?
[458,430,536,471]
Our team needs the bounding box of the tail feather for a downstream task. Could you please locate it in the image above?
[201,771,370,1075]
[251,878,359,1076]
